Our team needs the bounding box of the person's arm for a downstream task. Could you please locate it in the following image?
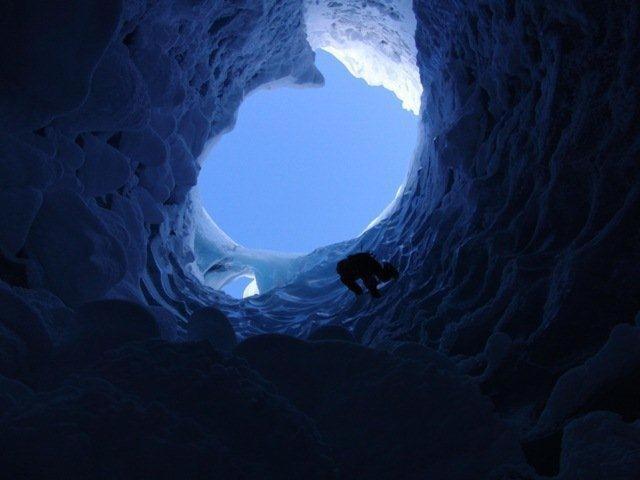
[362,275,382,298]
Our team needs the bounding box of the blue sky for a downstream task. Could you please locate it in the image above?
[200,51,417,296]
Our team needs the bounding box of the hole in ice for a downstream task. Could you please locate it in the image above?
[221,275,259,299]
[199,50,418,255]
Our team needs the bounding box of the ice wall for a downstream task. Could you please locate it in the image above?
[216,1,640,474]
[0,0,321,334]
[238,0,640,369]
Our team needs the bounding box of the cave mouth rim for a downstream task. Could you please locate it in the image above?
[193,4,423,300]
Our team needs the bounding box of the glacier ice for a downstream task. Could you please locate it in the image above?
[305,0,422,115]
[1,0,639,478]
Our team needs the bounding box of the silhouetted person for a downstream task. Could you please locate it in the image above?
[337,252,398,298]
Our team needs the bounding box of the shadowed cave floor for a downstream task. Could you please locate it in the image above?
[2,298,638,479]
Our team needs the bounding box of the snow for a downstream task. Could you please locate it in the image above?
[304,0,422,115]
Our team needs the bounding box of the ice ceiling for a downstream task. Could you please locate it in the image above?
[305,0,422,114]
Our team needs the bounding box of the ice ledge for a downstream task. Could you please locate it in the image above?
[304,0,422,115]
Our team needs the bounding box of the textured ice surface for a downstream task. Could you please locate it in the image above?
[1,0,639,477]
[305,0,422,114]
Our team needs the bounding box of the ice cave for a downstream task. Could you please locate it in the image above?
[1,0,639,478]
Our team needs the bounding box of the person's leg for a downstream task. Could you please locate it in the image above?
[340,275,363,295]
[362,274,381,298]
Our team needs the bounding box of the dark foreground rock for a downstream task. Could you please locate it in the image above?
[307,325,356,343]
[0,339,335,480]
[235,334,531,480]
[62,299,159,363]
[187,306,237,353]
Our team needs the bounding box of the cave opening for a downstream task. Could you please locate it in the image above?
[222,274,258,298]
[198,50,418,298]
[192,0,423,300]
